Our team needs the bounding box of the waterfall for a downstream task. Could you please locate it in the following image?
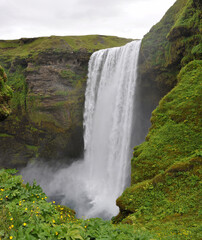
[81,40,141,218]
[21,40,141,219]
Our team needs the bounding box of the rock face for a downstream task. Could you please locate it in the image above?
[114,0,202,239]
[0,35,132,168]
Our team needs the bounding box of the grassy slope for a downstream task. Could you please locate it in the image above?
[114,0,202,239]
[0,35,133,61]
[115,60,202,239]
[131,60,201,184]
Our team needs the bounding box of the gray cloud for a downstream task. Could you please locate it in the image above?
[0,0,176,40]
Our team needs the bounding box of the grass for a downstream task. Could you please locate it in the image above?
[0,35,133,62]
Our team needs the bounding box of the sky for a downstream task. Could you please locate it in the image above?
[0,0,176,40]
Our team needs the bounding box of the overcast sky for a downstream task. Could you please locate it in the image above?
[0,0,176,40]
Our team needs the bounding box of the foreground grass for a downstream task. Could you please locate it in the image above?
[0,169,157,240]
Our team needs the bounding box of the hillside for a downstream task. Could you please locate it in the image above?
[114,0,202,239]
[0,35,132,169]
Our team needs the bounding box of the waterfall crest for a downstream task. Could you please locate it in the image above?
[22,40,141,219]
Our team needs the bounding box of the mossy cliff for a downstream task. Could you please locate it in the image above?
[0,66,12,121]
[0,35,132,168]
[131,0,201,145]
[114,0,202,239]
[138,0,201,94]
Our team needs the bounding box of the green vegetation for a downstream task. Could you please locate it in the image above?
[0,65,13,120]
[131,60,202,183]
[60,69,76,79]
[139,0,201,93]
[167,0,201,40]
[0,133,14,138]
[6,67,27,111]
[116,157,201,238]
[0,169,157,240]
[59,68,83,88]
[0,35,132,62]
[115,58,202,239]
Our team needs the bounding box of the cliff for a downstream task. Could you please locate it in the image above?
[138,0,201,94]
[0,35,132,168]
[114,0,202,239]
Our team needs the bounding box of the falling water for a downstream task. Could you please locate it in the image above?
[81,40,141,218]
[21,40,141,219]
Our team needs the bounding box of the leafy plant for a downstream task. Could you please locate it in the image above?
[0,169,157,240]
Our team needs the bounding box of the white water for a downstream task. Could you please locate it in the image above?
[22,40,141,219]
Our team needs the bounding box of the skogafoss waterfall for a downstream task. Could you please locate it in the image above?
[81,40,141,218]
[22,40,141,219]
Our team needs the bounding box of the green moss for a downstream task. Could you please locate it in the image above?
[54,90,68,96]
[132,60,201,183]
[29,111,62,129]
[168,0,201,39]
[140,0,187,65]
[116,156,201,239]
[139,0,201,93]
[191,43,202,56]
[59,69,76,79]
[58,69,83,88]
[0,133,14,138]
[25,144,38,151]
[115,60,202,238]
